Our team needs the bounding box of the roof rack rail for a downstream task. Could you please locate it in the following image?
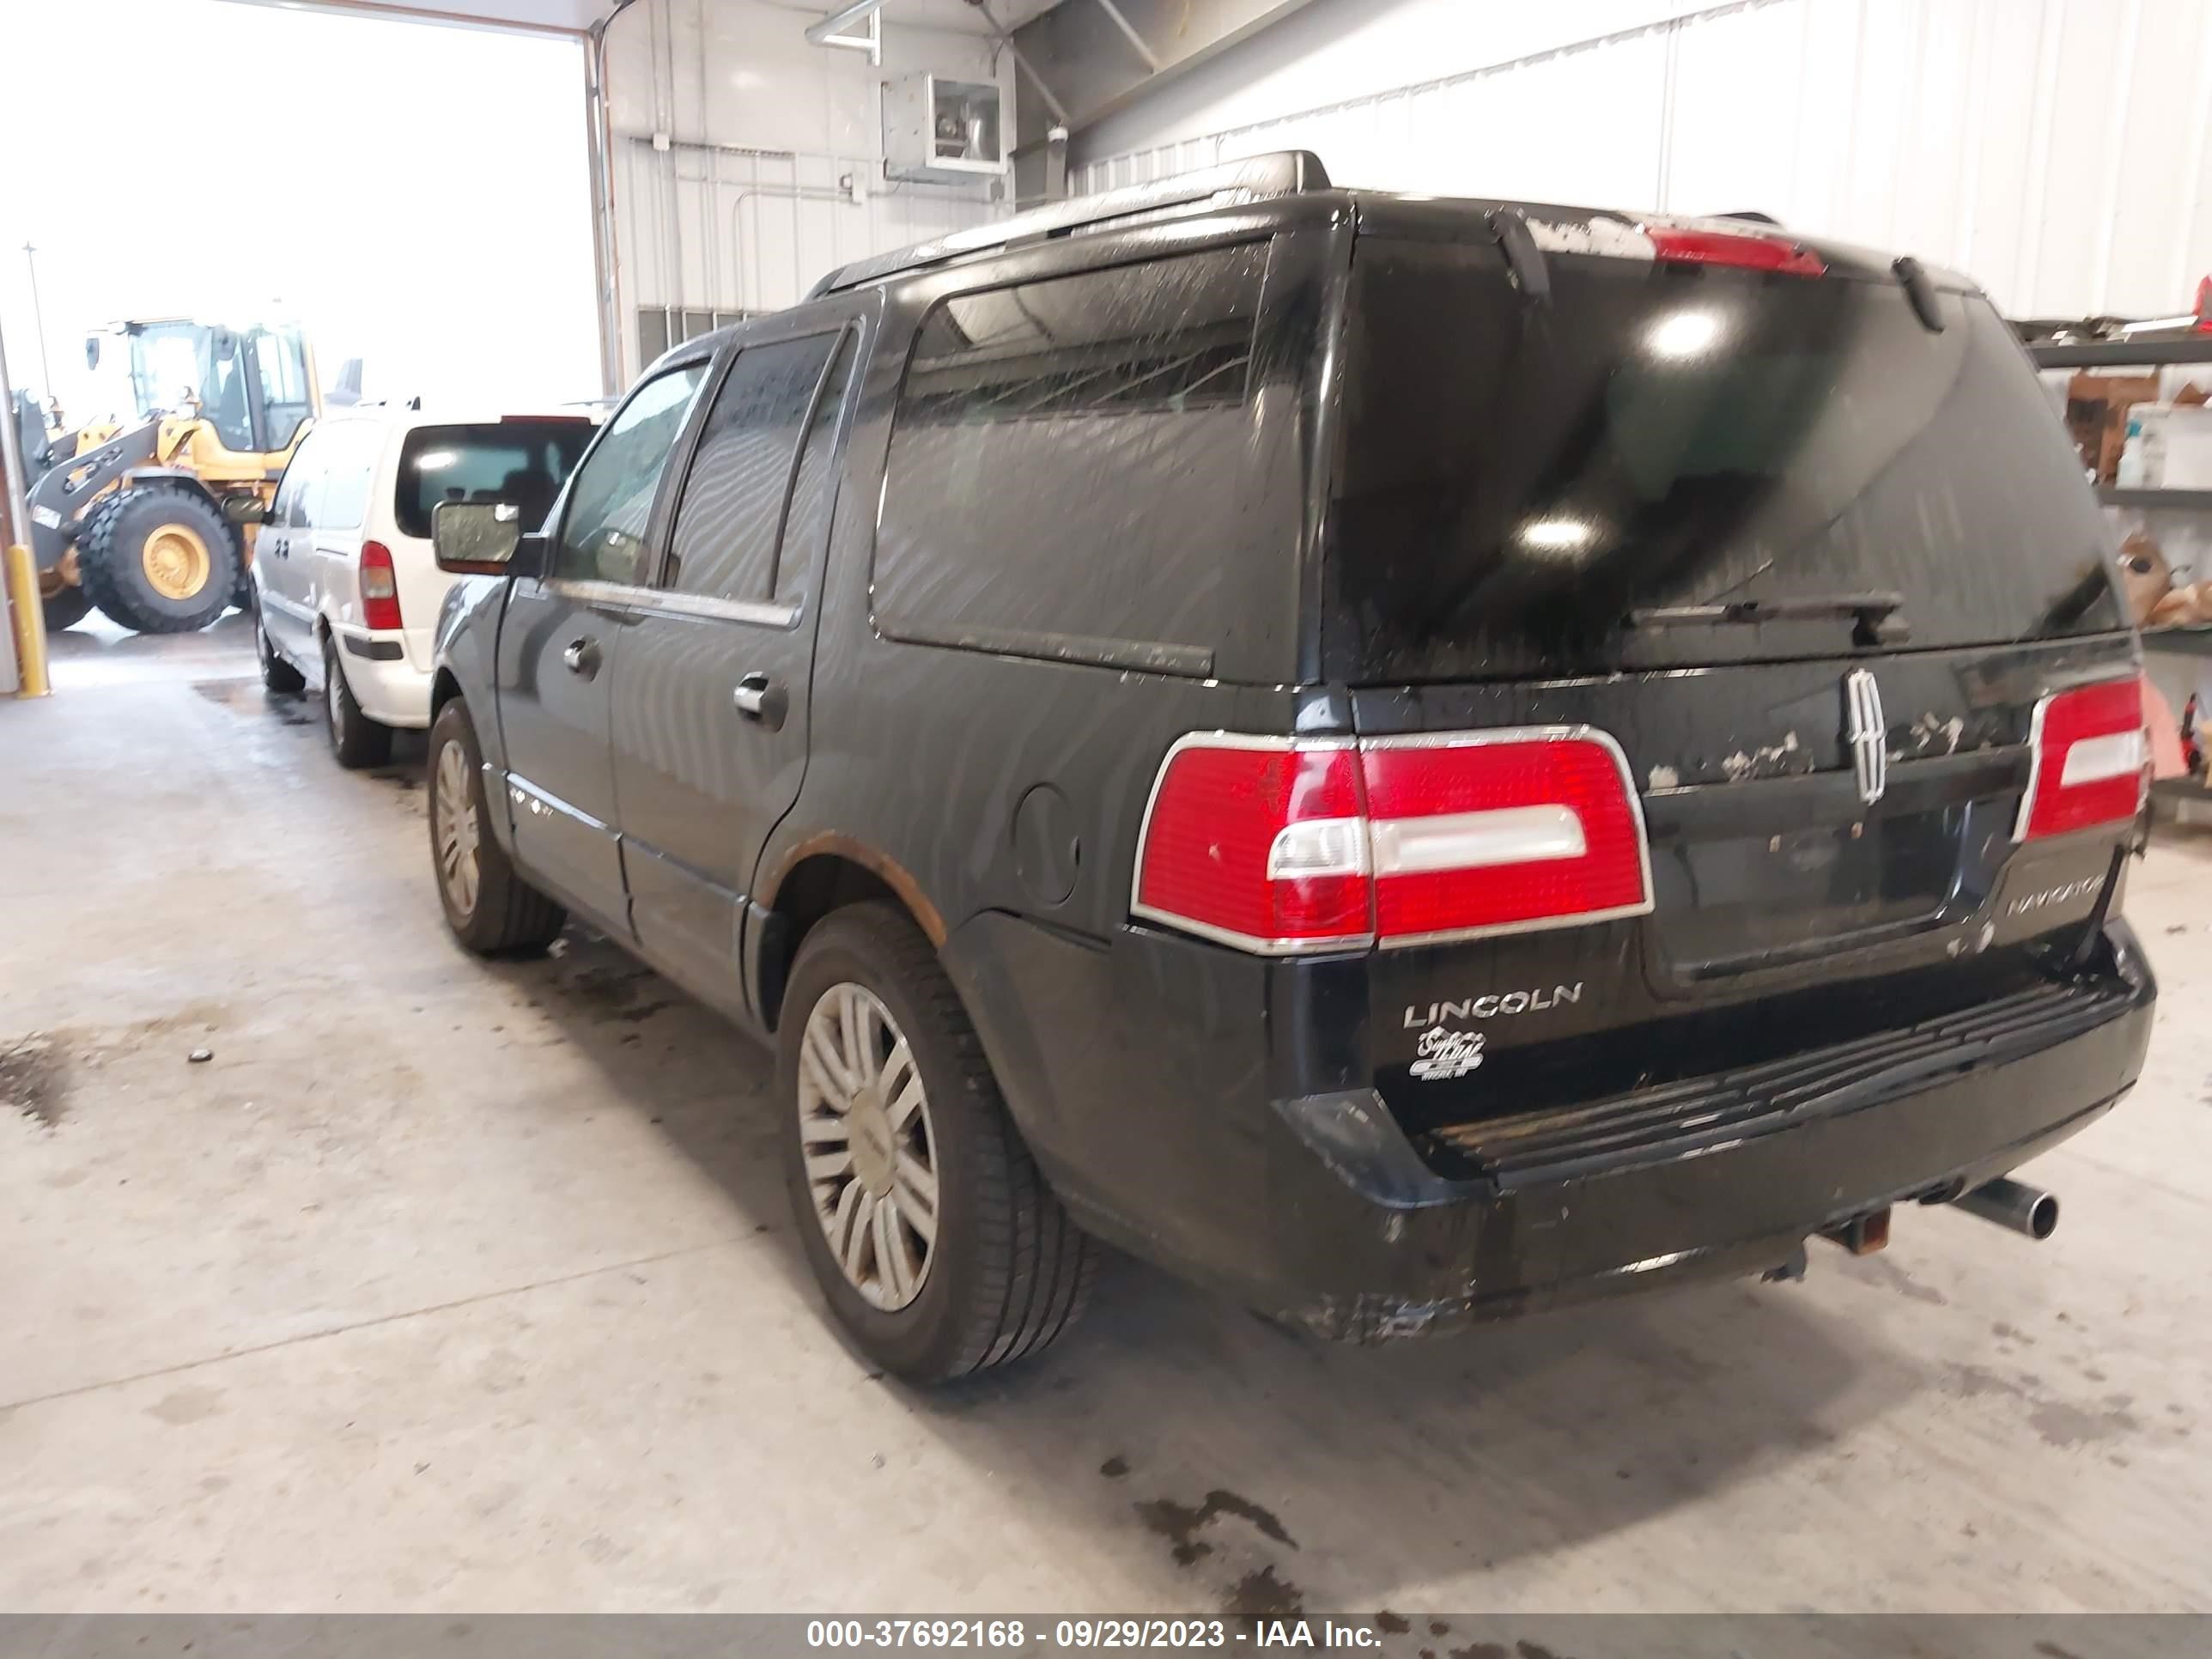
[807,150,1332,298]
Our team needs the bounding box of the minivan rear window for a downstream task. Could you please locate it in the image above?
[394,420,596,542]
[1325,237,2123,680]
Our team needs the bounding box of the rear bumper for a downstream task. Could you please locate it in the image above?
[1283,994,2148,1340]
[950,915,2154,1340]
[334,629,431,729]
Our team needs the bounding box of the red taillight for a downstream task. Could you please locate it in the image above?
[1646,226,1826,278]
[1133,738,1372,952]
[359,540,403,633]
[2016,678,2148,842]
[1131,728,1653,955]
[1362,735,1654,942]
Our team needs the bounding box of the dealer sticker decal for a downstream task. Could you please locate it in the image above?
[1409,1026,1486,1082]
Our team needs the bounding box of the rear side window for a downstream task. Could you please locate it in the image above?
[1328,238,2122,679]
[775,333,858,605]
[663,333,842,605]
[396,420,596,541]
[874,241,1292,678]
[316,423,378,531]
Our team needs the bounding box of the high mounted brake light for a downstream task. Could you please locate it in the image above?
[1131,727,1655,955]
[2015,678,2148,842]
[1520,214,1829,277]
[1644,226,1826,277]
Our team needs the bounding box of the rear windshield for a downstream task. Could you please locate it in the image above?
[1325,236,2123,680]
[394,420,596,541]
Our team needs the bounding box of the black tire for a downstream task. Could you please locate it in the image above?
[253,596,305,692]
[322,633,393,769]
[76,485,240,635]
[779,902,1097,1382]
[427,698,567,955]
[232,563,255,611]
[41,584,93,633]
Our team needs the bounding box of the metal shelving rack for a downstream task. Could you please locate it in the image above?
[2030,333,2212,810]
[2100,486,2212,512]
[2027,331,2212,517]
[2027,337,2212,368]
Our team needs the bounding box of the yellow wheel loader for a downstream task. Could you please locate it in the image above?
[25,319,319,634]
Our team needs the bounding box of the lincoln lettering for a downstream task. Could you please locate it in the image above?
[1404,982,1584,1029]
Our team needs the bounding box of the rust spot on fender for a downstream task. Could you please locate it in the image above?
[764,832,948,947]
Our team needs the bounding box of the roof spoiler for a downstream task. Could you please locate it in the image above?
[807,150,1332,297]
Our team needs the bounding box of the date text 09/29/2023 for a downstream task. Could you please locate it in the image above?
[804,1619,1388,1649]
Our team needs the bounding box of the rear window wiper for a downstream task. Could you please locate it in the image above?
[1627,591,1909,647]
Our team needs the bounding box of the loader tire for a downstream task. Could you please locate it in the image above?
[77,485,240,635]
[41,584,94,633]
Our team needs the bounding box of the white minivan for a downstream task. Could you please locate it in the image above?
[252,407,597,765]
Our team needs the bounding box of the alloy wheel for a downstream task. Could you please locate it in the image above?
[797,981,939,1311]
[433,738,481,916]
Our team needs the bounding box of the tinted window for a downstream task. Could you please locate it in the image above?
[396,421,595,541]
[1328,238,2122,680]
[875,242,1288,676]
[776,332,857,604]
[552,366,708,586]
[664,335,839,604]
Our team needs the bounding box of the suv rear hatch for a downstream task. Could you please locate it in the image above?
[1316,202,2142,1147]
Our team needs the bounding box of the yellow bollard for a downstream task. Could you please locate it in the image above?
[4,543,52,698]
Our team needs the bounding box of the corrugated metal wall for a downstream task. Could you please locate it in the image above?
[1073,0,2212,319]
[615,137,995,324]
[602,0,1010,381]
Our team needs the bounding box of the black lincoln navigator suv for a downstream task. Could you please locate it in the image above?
[422,153,2154,1381]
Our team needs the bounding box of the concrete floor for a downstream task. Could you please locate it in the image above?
[4,613,2211,1616]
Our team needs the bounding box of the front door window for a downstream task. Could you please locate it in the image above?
[553,365,708,586]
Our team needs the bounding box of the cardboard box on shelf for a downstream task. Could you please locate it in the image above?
[2067,372,2160,482]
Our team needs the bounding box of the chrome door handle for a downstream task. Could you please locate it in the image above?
[562,637,601,678]
[732,672,786,729]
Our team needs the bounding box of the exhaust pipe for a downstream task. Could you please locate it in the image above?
[1820,1206,1891,1255]
[1954,1177,2059,1240]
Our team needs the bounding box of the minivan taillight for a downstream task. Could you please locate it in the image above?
[1130,727,1654,955]
[359,541,403,632]
[2015,678,2148,842]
